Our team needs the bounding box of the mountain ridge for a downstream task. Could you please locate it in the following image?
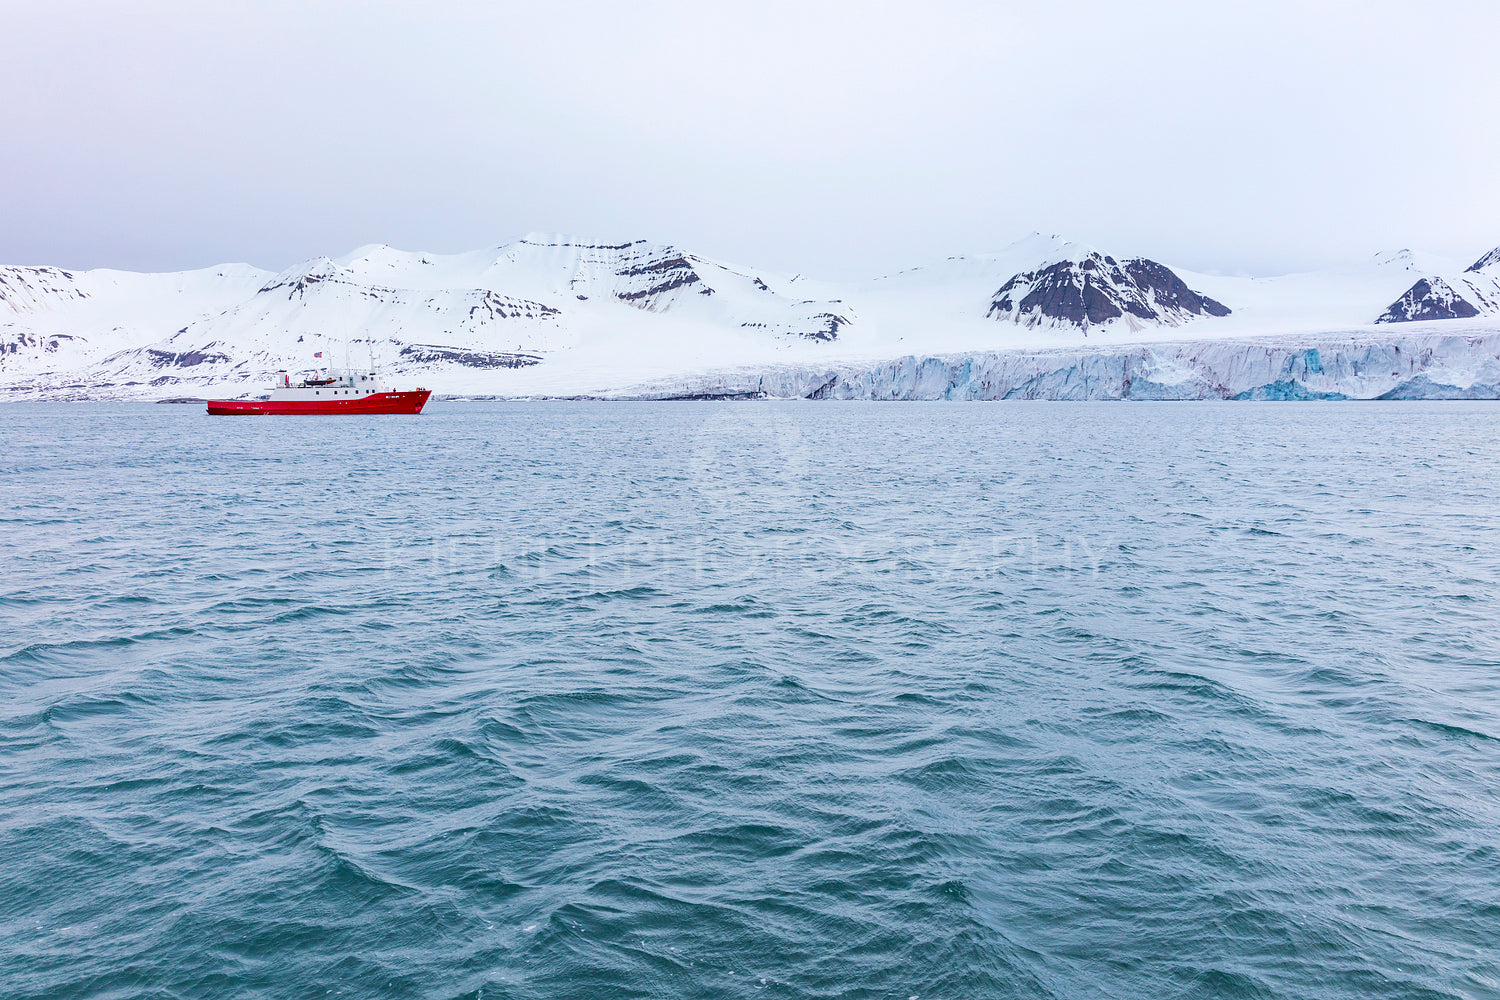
[3,233,1499,400]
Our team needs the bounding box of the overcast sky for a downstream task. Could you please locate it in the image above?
[3,0,1497,278]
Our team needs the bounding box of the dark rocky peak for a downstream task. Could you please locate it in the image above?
[986,252,1230,331]
[1376,277,1481,323]
[1466,247,1500,272]
[258,258,347,296]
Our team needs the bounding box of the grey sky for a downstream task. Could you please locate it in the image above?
[3,0,1497,278]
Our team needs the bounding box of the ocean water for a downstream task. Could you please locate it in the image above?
[2,400,1498,1000]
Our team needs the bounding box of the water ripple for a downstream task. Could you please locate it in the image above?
[1,401,1498,999]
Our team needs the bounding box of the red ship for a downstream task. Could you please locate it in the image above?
[206,367,431,415]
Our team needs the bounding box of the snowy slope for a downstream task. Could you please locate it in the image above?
[333,236,854,339]
[837,238,1464,353]
[1177,249,1463,336]
[2,232,1500,400]
[0,263,271,375]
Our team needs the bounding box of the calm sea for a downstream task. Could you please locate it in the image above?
[2,401,1498,1000]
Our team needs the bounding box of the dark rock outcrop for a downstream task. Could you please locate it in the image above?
[398,345,541,368]
[0,266,89,313]
[615,253,704,308]
[145,348,232,368]
[740,311,850,342]
[1465,247,1500,272]
[1,331,76,355]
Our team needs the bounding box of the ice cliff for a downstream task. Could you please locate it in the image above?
[607,332,1500,401]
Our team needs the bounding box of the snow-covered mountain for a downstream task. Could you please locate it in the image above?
[985,251,1230,330]
[849,235,1229,338]
[3,232,1499,400]
[0,235,863,399]
[1375,248,1500,323]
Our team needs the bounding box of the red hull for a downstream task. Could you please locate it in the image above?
[206,390,432,415]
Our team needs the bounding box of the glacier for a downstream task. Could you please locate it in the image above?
[601,332,1500,402]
